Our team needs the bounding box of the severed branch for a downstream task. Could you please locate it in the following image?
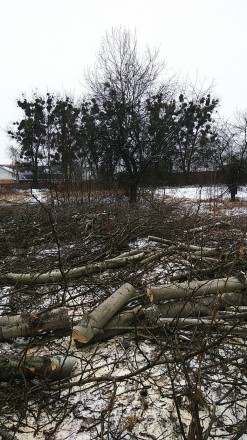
[72,283,138,345]
[0,253,145,285]
[148,235,223,256]
[144,290,247,320]
[0,307,70,341]
[0,354,76,382]
[148,317,247,336]
[147,276,246,303]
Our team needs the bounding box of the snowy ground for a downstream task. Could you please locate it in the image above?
[155,184,247,201]
[1,184,247,205]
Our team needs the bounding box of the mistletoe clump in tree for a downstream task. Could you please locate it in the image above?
[83,29,219,200]
[8,93,82,191]
[8,93,49,183]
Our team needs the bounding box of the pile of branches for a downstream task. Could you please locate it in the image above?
[1,195,247,438]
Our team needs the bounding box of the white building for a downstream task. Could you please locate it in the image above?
[0,165,17,184]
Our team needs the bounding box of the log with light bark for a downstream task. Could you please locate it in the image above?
[0,354,76,382]
[0,307,70,341]
[148,235,223,256]
[144,291,247,320]
[147,275,246,303]
[90,306,145,342]
[116,247,150,258]
[0,253,145,285]
[140,250,165,266]
[72,283,138,345]
[144,300,212,320]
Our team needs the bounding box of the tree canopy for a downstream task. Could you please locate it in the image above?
[11,28,247,201]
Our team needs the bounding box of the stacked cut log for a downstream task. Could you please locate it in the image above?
[145,273,247,335]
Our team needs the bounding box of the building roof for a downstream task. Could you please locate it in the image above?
[0,165,17,182]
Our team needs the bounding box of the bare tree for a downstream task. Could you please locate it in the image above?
[85,27,175,202]
[212,113,247,201]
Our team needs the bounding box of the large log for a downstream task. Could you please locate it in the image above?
[0,354,76,382]
[72,283,138,345]
[0,307,70,341]
[147,276,246,303]
[0,254,145,285]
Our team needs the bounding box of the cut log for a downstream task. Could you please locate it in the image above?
[72,283,137,345]
[140,250,165,266]
[0,355,76,382]
[90,306,145,342]
[0,254,145,285]
[0,307,70,341]
[144,300,211,320]
[144,291,247,320]
[116,247,150,258]
[148,235,223,256]
[147,276,246,303]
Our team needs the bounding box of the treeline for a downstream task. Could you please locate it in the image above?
[7,28,247,202]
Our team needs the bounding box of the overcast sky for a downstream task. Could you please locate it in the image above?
[0,0,247,163]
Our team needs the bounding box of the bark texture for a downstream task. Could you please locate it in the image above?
[144,291,247,320]
[0,355,76,382]
[147,276,246,303]
[73,283,138,345]
[0,307,70,341]
[0,254,145,285]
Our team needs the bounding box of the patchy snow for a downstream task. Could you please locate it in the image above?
[1,185,247,438]
[24,188,50,204]
[155,185,247,201]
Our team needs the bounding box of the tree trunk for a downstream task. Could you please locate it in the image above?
[147,276,246,303]
[73,283,138,345]
[0,354,76,382]
[230,186,237,202]
[0,307,70,341]
[128,180,138,204]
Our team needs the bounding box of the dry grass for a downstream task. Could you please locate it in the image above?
[0,189,33,203]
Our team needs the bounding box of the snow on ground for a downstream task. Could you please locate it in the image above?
[155,184,247,201]
[1,184,247,206]
[154,185,247,219]
[23,188,50,204]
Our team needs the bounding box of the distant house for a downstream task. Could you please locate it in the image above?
[0,165,17,185]
[18,170,34,182]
